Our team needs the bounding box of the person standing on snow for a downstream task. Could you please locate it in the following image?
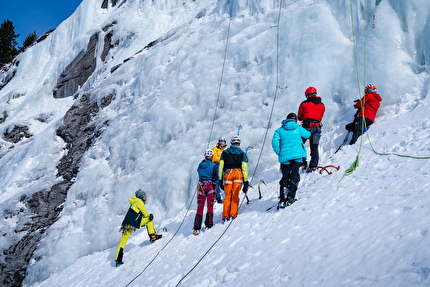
[219,135,249,222]
[298,86,325,172]
[346,83,382,145]
[272,113,311,209]
[193,149,219,235]
[115,189,162,267]
[212,137,227,204]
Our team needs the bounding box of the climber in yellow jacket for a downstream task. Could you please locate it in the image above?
[115,189,162,267]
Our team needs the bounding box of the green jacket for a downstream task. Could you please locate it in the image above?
[121,196,150,229]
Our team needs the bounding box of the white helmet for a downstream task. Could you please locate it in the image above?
[204,149,214,157]
[231,135,241,145]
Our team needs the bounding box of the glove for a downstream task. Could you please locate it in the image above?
[301,158,307,169]
[149,214,154,221]
[243,181,249,193]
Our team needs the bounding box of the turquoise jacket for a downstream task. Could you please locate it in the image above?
[272,119,311,164]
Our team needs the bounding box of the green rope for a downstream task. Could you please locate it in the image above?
[365,128,430,159]
[341,0,367,181]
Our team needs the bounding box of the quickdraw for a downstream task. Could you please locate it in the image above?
[119,225,136,233]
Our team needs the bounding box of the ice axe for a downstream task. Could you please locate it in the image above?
[258,180,266,199]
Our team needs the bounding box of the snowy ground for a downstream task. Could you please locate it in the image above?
[1,0,430,286]
[29,79,430,286]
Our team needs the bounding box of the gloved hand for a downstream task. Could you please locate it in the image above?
[243,181,249,193]
[149,214,154,221]
[301,158,307,169]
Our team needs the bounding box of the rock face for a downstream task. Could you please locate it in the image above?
[2,125,32,143]
[101,0,121,9]
[52,34,99,99]
[0,22,117,287]
[0,56,21,91]
[53,22,116,99]
[0,93,113,287]
[0,111,7,124]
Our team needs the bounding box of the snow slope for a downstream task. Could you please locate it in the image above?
[29,76,430,287]
[0,0,429,286]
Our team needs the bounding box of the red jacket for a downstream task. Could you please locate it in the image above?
[355,92,382,122]
[298,95,325,122]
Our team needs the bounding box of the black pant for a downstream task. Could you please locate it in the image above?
[302,134,320,168]
[279,162,301,202]
[347,117,373,145]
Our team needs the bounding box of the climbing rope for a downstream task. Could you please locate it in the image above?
[340,0,368,181]
[207,0,235,149]
[174,0,284,285]
[249,0,283,185]
[125,2,236,286]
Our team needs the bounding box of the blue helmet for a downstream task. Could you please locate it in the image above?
[135,189,146,199]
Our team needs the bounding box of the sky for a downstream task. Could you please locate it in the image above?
[0,0,83,46]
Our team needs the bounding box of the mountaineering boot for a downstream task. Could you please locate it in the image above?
[216,197,223,204]
[193,229,200,235]
[149,233,162,243]
[115,247,124,267]
[277,201,286,209]
[286,198,297,206]
[306,166,316,173]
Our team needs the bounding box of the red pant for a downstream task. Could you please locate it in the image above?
[194,180,215,230]
[222,169,243,220]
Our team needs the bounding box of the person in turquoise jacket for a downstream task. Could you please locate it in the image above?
[272,113,311,208]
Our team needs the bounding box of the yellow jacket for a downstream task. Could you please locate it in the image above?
[212,144,227,164]
[121,196,151,229]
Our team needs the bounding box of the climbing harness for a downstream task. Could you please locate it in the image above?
[207,2,235,148]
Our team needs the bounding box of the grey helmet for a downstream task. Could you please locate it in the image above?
[231,135,241,145]
[204,149,214,158]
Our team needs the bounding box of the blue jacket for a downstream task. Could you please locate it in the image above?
[197,159,219,182]
[272,119,311,164]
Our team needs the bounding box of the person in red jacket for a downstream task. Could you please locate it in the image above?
[298,87,325,172]
[346,83,382,145]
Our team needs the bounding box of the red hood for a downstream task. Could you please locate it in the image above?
[367,92,382,102]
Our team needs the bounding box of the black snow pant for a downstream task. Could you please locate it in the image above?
[346,117,373,145]
[302,134,320,168]
[279,162,301,202]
